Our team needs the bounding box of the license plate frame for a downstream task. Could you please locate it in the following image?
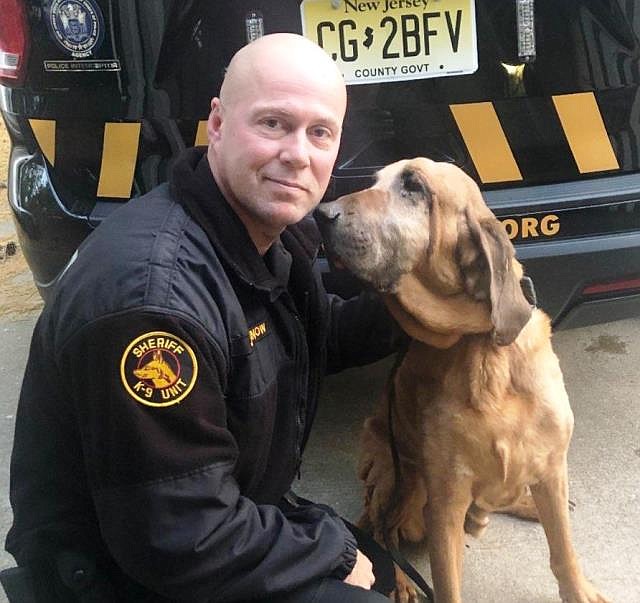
[300,0,478,85]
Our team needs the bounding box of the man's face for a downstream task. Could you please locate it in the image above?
[207,69,345,244]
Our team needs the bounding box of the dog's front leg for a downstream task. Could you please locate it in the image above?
[530,460,610,603]
[424,476,473,603]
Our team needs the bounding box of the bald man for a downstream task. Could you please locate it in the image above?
[6,34,401,602]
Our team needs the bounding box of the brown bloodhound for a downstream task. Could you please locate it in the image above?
[316,158,609,603]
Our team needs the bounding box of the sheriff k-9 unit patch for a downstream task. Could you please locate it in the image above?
[120,331,198,407]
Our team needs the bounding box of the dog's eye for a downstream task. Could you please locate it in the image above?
[400,169,427,196]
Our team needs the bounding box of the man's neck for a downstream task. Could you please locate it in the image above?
[226,201,279,256]
[208,161,279,256]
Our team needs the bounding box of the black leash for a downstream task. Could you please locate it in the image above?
[383,345,435,603]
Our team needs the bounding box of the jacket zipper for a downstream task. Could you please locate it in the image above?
[292,311,307,480]
[285,289,309,481]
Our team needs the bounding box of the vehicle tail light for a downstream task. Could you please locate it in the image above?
[582,277,640,296]
[0,0,29,86]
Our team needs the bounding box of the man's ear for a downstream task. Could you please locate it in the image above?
[458,207,532,345]
[207,97,223,144]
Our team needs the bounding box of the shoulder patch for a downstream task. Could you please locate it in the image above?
[120,331,198,407]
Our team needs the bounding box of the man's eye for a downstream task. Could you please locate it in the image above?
[311,126,332,140]
[262,118,281,129]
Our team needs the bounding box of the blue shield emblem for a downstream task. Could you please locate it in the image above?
[47,0,104,58]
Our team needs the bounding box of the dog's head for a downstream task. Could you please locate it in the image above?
[315,158,533,346]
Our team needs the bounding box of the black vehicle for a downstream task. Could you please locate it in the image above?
[1,0,640,327]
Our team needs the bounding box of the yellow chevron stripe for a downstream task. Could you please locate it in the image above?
[449,102,522,183]
[194,120,209,146]
[28,119,56,165]
[552,92,619,173]
[97,122,141,198]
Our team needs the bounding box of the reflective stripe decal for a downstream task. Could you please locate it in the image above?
[552,92,619,173]
[29,119,56,165]
[41,98,623,200]
[97,122,141,198]
[449,102,523,184]
[194,120,208,146]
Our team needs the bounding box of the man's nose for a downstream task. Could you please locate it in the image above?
[280,131,311,168]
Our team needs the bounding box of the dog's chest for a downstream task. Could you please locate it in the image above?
[406,349,570,510]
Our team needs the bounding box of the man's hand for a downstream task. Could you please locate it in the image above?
[343,549,375,590]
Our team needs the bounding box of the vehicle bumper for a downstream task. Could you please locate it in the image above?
[7,145,92,299]
[516,231,640,329]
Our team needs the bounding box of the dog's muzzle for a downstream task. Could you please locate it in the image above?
[314,203,341,229]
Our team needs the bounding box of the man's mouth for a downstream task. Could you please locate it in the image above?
[264,176,307,191]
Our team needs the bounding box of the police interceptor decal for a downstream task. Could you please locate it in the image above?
[47,0,104,58]
[120,331,198,407]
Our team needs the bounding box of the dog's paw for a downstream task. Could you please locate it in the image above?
[464,503,490,537]
[392,566,421,603]
[560,579,611,603]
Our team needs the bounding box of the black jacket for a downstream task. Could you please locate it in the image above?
[7,148,401,601]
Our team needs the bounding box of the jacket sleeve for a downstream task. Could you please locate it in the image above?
[325,290,408,375]
[58,309,357,602]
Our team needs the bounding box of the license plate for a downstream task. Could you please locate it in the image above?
[300,0,478,85]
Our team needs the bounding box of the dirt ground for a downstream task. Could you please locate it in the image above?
[0,121,44,320]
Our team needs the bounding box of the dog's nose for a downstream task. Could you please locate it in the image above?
[314,203,341,226]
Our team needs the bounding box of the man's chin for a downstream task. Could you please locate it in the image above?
[265,197,317,225]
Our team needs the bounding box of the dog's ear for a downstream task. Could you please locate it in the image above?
[457,207,532,345]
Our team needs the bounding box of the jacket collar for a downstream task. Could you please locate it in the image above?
[169,147,312,296]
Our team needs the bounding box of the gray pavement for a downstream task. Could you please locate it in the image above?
[1,314,639,602]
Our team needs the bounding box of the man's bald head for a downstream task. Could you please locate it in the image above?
[219,33,346,114]
[206,33,347,254]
